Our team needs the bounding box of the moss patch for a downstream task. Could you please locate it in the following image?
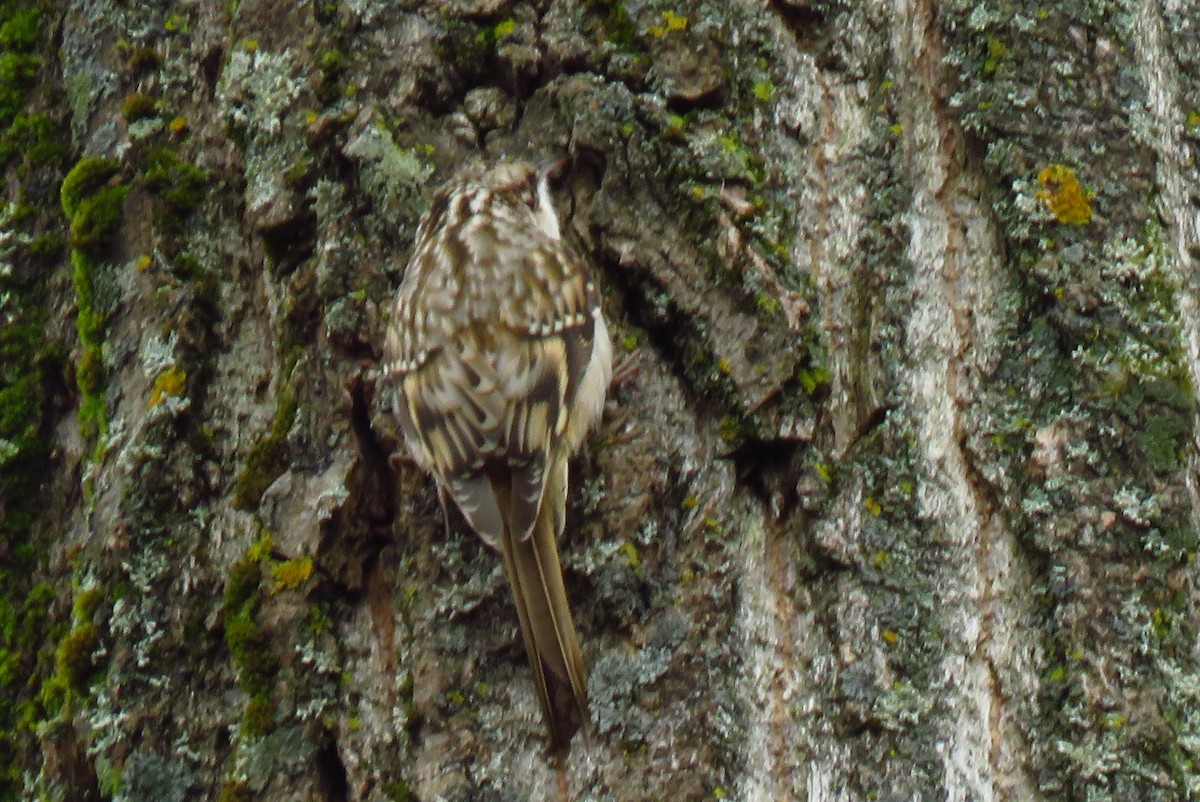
[142,148,207,233]
[223,557,278,737]
[68,183,130,251]
[121,92,157,122]
[233,382,298,510]
[60,156,119,220]
[0,3,75,796]
[53,623,98,692]
[61,155,128,448]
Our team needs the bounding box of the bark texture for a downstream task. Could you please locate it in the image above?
[3,0,1200,800]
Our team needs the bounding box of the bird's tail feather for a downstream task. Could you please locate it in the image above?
[498,487,588,750]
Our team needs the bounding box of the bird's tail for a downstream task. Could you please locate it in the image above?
[498,485,588,750]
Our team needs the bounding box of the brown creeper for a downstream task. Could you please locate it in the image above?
[382,160,612,749]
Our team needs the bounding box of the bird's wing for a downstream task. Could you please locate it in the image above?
[386,212,599,546]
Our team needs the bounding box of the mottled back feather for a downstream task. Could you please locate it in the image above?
[384,162,600,545]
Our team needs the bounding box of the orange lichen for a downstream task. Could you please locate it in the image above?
[1036,164,1092,225]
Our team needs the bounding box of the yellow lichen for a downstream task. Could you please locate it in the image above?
[648,10,687,37]
[134,254,152,271]
[1036,164,1092,225]
[248,531,275,562]
[168,115,188,135]
[493,18,515,39]
[271,556,313,592]
[148,365,186,407]
[619,542,640,570]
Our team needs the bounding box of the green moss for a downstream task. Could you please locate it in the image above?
[125,45,161,72]
[53,623,98,692]
[0,4,71,794]
[217,781,251,802]
[27,230,61,257]
[225,617,276,697]
[233,384,298,510]
[62,156,128,450]
[717,414,741,443]
[0,7,39,50]
[588,0,640,53]
[68,183,130,250]
[492,18,516,39]
[315,49,349,105]
[77,392,106,444]
[242,695,276,736]
[0,52,38,124]
[384,780,415,802]
[981,38,1006,77]
[121,92,157,122]
[798,365,830,395]
[71,248,105,440]
[72,586,104,621]
[142,148,207,231]
[60,156,119,220]
[223,554,279,737]
[223,558,262,613]
[319,49,347,73]
[0,112,64,166]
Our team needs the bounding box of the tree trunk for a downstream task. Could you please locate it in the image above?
[3,0,1200,799]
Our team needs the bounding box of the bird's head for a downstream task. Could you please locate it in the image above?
[441,159,567,240]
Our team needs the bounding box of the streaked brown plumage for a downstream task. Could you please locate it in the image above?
[382,160,612,749]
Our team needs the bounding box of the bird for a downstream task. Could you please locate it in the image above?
[382,159,612,750]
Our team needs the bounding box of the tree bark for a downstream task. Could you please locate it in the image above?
[3,0,1200,799]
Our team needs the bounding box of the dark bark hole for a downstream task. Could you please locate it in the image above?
[201,46,225,96]
[314,371,399,597]
[348,371,397,526]
[724,436,805,515]
[665,90,727,116]
[42,723,102,802]
[766,1,824,47]
[850,404,894,449]
[259,207,318,266]
[315,736,349,802]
